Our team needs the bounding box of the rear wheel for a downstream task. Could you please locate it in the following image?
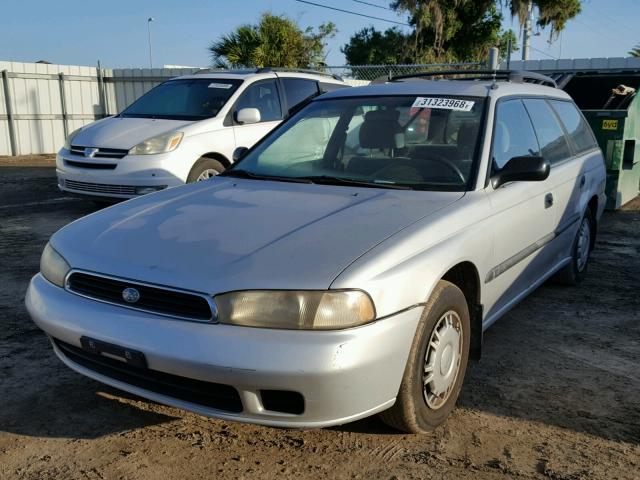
[554,208,594,285]
[379,280,470,433]
[186,158,225,183]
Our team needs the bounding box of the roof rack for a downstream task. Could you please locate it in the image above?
[256,67,343,81]
[389,70,557,88]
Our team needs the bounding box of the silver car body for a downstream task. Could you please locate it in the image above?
[27,78,606,427]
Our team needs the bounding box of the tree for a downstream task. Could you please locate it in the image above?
[630,44,640,57]
[341,3,518,68]
[505,0,581,40]
[341,27,411,65]
[209,13,336,69]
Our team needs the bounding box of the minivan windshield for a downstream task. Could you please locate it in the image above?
[120,79,242,120]
[226,95,485,191]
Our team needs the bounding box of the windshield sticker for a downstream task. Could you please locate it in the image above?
[411,97,475,111]
[208,82,233,89]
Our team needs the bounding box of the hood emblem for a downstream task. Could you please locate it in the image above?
[84,147,99,158]
[122,287,141,304]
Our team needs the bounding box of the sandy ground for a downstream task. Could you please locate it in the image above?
[0,160,639,480]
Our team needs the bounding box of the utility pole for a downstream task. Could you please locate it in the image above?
[522,0,533,61]
[147,17,154,68]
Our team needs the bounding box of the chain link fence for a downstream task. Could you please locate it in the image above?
[324,62,487,82]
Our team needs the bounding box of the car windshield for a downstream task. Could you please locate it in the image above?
[228,95,485,191]
[120,78,242,120]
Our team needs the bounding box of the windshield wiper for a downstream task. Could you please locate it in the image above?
[299,175,412,190]
[219,169,313,184]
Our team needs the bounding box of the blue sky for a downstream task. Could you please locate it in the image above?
[1,0,639,68]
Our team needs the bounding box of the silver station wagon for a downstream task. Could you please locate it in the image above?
[26,70,606,433]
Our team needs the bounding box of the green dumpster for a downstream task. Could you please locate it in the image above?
[563,75,640,209]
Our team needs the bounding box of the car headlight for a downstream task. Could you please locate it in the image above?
[40,243,71,288]
[129,131,184,155]
[213,290,376,330]
[63,128,82,150]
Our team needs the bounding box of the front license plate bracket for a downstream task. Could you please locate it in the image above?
[80,336,147,368]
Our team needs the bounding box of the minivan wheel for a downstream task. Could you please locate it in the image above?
[379,280,470,433]
[553,208,594,285]
[187,158,225,183]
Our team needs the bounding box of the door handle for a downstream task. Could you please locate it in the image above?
[580,175,586,189]
[544,193,554,208]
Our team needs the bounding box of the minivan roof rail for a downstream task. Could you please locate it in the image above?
[389,70,557,88]
[193,67,343,81]
[256,67,343,81]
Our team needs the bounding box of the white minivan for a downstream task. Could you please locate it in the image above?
[56,69,346,199]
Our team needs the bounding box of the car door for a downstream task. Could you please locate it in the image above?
[542,99,600,263]
[232,79,283,150]
[483,98,557,324]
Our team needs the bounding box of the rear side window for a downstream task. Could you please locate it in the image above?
[522,99,572,164]
[548,100,598,153]
[491,99,540,171]
[282,78,319,111]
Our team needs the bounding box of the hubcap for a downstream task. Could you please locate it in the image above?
[576,217,591,272]
[423,310,463,410]
[196,169,219,181]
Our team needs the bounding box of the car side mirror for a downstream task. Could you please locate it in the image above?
[491,155,550,189]
[236,108,261,125]
[232,147,249,162]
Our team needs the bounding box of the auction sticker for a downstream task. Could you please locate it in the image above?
[208,82,233,89]
[412,97,474,111]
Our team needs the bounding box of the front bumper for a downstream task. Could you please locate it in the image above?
[56,150,187,199]
[25,274,421,428]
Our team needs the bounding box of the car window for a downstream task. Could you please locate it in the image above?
[491,99,540,171]
[548,100,598,153]
[236,80,282,122]
[121,79,242,120]
[522,99,572,163]
[282,78,319,111]
[233,95,486,191]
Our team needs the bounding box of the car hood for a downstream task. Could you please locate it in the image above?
[52,178,463,294]
[71,116,195,150]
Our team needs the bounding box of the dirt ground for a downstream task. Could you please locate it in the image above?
[1,158,639,480]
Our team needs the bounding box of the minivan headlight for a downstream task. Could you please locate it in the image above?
[129,131,184,155]
[63,128,82,150]
[213,290,376,330]
[40,243,71,288]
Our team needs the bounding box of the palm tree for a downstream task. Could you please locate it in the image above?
[629,44,640,57]
[209,25,261,68]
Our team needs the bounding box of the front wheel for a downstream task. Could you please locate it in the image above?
[379,280,470,433]
[186,158,225,183]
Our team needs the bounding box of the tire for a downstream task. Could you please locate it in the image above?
[186,158,225,183]
[553,208,594,285]
[379,280,470,433]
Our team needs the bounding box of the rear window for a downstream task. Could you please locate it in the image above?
[282,78,319,111]
[522,99,572,164]
[121,79,242,120]
[549,100,598,153]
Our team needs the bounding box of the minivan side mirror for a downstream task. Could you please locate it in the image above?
[236,108,261,125]
[491,155,550,189]
[232,147,249,162]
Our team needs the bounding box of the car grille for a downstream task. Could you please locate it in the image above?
[64,159,117,170]
[64,180,137,196]
[70,145,129,159]
[53,338,243,413]
[66,271,216,321]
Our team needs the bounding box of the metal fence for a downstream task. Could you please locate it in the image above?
[0,60,485,156]
[324,62,484,82]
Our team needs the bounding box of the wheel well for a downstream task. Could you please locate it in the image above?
[200,152,231,169]
[587,195,598,250]
[442,262,483,360]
